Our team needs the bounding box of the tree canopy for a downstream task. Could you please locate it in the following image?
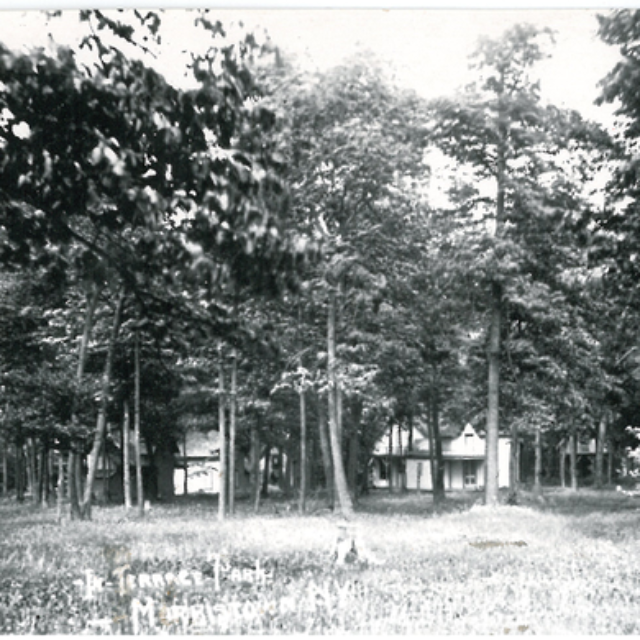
[0,9,637,517]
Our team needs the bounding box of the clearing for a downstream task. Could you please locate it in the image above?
[0,488,638,634]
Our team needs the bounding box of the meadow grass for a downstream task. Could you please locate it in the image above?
[1,487,639,634]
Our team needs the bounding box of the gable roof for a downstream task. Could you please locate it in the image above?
[411,416,466,441]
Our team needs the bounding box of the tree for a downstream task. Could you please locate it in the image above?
[429,23,610,504]
[0,11,313,518]
[596,10,640,460]
[266,52,427,515]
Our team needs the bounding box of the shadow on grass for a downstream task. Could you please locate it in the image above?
[517,486,640,543]
[520,486,639,516]
[355,489,482,516]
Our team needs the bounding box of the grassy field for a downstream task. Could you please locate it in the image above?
[1,488,639,635]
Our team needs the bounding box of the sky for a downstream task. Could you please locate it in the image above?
[252,9,620,123]
[0,7,624,127]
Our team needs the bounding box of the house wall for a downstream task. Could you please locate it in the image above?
[406,459,476,491]
[370,457,406,491]
[373,424,512,492]
[406,459,433,491]
[404,443,510,492]
[449,460,464,490]
[174,456,252,496]
[174,462,219,495]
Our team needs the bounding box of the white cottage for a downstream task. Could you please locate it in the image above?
[371,423,511,491]
[174,430,220,495]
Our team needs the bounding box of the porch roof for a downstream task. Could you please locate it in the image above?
[405,451,485,461]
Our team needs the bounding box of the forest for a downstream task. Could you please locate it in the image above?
[1,9,640,522]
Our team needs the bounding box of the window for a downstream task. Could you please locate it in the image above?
[463,460,477,488]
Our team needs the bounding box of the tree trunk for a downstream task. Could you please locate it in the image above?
[74,452,83,507]
[1,440,7,497]
[81,291,125,519]
[99,435,108,504]
[283,447,292,497]
[123,399,132,510]
[182,431,188,497]
[317,396,334,509]
[228,348,237,516]
[408,413,414,451]
[16,440,24,502]
[296,300,308,511]
[595,414,607,489]
[509,422,519,502]
[569,428,578,491]
[426,401,437,497]
[39,443,49,507]
[388,420,394,494]
[298,384,307,514]
[134,331,144,517]
[349,397,362,502]
[431,390,446,504]
[308,431,316,492]
[261,444,270,500]
[347,401,362,500]
[336,386,343,460]
[251,419,261,513]
[69,285,100,520]
[67,450,78,514]
[327,288,353,517]
[335,281,344,450]
[485,91,506,508]
[26,438,37,502]
[607,443,614,485]
[104,432,111,503]
[347,426,360,502]
[56,452,64,521]
[217,345,226,521]
[559,441,566,488]
[397,422,404,491]
[485,281,501,507]
[533,425,542,498]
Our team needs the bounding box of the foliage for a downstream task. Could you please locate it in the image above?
[428,23,613,455]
